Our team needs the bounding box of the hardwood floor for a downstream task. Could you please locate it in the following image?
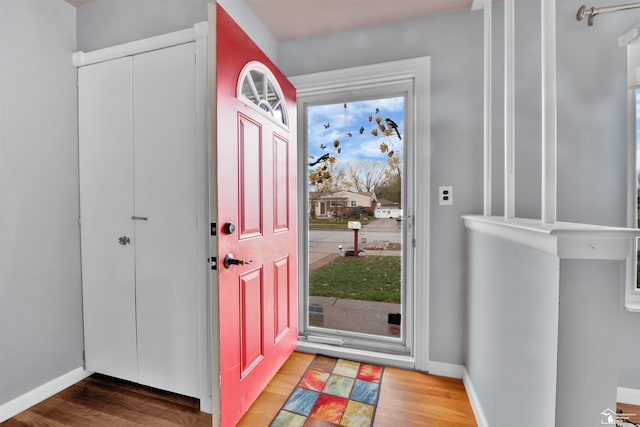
[3,352,478,426]
[618,403,640,425]
[239,352,477,427]
[1,374,211,427]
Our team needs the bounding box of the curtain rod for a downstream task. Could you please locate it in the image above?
[577,2,640,26]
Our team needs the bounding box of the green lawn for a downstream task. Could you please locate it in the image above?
[309,256,401,303]
[308,217,371,230]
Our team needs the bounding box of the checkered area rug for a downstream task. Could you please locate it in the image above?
[270,355,384,427]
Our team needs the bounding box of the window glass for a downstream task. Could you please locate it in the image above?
[238,62,288,127]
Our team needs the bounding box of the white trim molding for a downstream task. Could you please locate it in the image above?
[462,215,640,260]
[625,37,640,311]
[428,361,464,379]
[290,56,430,371]
[463,367,489,427]
[618,387,640,405]
[72,22,208,67]
[0,367,92,422]
[292,57,429,97]
[620,24,640,47]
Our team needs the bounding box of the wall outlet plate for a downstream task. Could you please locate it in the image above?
[439,186,453,205]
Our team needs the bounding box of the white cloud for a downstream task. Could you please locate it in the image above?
[306,96,404,165]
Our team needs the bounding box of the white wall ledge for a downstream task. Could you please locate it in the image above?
[462,215,640,260]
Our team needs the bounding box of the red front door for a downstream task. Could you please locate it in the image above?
[216,4,298,426]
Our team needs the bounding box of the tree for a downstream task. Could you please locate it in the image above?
[375,155,402,203]
[310,163,347,194]
[344,160,386,193]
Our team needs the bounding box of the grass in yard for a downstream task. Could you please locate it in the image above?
[309,256,401,303]
[309,217,371,230]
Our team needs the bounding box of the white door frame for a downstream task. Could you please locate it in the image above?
[290,57,430,371]
[73,22,212,412]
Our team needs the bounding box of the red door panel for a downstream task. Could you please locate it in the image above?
[216,4,298,426]
[239,267,264,377]
[274,256,291,342]
[238,114,263,238]
[273,134,290,232]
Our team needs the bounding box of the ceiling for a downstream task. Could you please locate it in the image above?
[243,0,481,41]
[64,0,483,41]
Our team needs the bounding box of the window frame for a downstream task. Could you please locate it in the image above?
[290,57,430,370]
[237,61,289,129]
[625,38,640,311]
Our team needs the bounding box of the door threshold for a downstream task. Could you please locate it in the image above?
[296,340,416,370]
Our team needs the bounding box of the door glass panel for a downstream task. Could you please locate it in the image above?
[306,96,406,341]
[238,62,288,127]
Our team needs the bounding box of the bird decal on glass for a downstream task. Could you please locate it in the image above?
[308,153,330,167]
[385,118,401,140]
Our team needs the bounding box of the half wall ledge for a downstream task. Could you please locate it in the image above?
[463,214,640,426]
[462,214,640,260]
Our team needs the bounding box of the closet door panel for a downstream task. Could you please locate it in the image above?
[78,57,138,381]
[132,43,199,397]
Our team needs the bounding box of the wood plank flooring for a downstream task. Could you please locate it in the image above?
[2,352,477,426]
[1,374,211,427]
[618,402,640,425]
[239,352,477,427]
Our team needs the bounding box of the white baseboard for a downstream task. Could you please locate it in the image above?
[463,367,488,427]
[0,367,92,422]
[428,361,464,379]
[618,387,640,406]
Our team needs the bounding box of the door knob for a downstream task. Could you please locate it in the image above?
[223,253,252,269]
[223,222,236,235]
[118,236,131,245]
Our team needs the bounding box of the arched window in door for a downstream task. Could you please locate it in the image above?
[237,61,288,128]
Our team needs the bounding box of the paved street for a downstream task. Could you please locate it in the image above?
[309,218,402,244]
[308,218,403,264]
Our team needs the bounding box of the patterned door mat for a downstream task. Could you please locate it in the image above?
[270,355,384,427]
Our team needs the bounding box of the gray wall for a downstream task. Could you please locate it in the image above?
[76,0,208,52]
[0,0,83,405]
[279,0,640,384]
[556,260,621,426]
[549,1,640,391]
[466,230,560,426]
[77,0,278,63]
[279,9,485,367]
[467,229,623,426]
[556,1,631,227]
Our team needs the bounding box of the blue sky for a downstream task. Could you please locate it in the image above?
[307,97,404,166]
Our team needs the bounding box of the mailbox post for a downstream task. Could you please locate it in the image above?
[348,221,361,256]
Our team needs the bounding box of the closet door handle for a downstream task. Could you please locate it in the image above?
[131,216,148,221]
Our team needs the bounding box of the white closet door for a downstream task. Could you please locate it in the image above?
[132,42,199,397]
[79,57,138,381]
